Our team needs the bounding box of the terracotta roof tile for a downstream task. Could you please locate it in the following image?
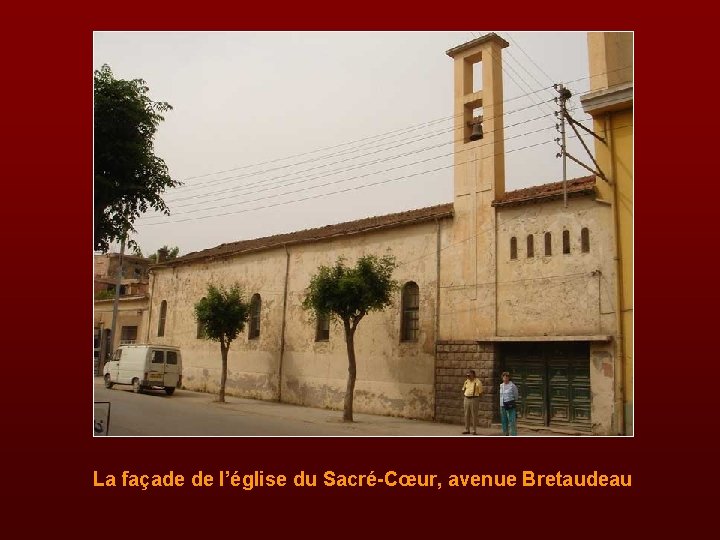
[161,203,454,266]
[492,176,596,208]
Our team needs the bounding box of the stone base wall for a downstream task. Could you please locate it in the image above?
[435,341,498,426]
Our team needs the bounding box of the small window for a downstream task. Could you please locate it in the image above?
[401,282,420,342]
[544,232,552,256]
[158,300,167,337]
[581,227,590,253]
[526,235,534,258]
[563,230,571,254]
[316,313,330,342]
[510,237,517,260]
[249,294,261,339]
[120,326,137,345]
[113,349,122,361]
[166,351,178,365]
[152,350,164,363]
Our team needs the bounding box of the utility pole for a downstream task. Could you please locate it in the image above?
[107,232,126,368]
[554,83,571,208]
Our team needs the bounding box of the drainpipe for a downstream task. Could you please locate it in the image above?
[607,114,626,435]
[278,245,290,402]
[494,202,499,337]
[434,219,441,421]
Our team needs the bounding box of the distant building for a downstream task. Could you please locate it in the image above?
[93,253,151,374]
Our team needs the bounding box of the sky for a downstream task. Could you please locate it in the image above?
[93,31,595,257]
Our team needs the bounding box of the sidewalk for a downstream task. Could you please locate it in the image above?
[94,377,578,436]
[182,387,572,437]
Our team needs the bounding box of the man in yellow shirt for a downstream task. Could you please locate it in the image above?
[462,370,483,435]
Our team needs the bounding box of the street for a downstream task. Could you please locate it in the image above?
[93,378,553,437]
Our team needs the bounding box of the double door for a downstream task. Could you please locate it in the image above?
[502,342,591,431]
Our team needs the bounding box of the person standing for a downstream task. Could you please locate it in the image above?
[499,371,519,436]
[462,370,482,435]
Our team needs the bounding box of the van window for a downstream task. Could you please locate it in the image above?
[152,351,164,363]
[167,351,178,365]
[113,349,122,361]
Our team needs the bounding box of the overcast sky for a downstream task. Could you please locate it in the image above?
[93,31,595,257]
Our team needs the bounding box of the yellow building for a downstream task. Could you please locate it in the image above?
[580,32,633,434]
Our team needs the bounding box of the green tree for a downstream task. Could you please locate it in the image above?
[94,64,181,252]
[148,245,180,263]
[194,284,250,402]
[302,254,398,422]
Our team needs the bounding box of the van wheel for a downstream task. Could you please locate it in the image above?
[164,387,175,396]
[104,374,113,389]
[132,378,142,394]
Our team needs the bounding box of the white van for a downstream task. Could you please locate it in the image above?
[103,344,182,395]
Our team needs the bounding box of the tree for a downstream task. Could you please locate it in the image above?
[302,254,398,422]
[148,245,180,263]
[94,64,181,252]
[194,284,250,402]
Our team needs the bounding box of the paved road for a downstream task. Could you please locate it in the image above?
[93,378,563,437]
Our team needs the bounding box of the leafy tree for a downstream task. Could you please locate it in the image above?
[148,245,180,263]
[302,254,398,422]
[194,284,250,402]
[94,64,181,252]
[94,290,116,300]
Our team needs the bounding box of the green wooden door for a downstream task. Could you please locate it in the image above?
[502,342,591,431]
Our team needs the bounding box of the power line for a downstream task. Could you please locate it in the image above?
[141,116,622,228]
[141,110,592,222]
[165,100,554,199]
[160,108,569,211]
[160,64,629,200]
[504,32,555,85]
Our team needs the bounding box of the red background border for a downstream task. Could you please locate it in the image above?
[2,1,711,530]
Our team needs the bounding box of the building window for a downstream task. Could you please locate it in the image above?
[563,230,571,254]
[120,326,137,345]
[510,237,517,260]
[581,227,590,253]
[401,282,420,342]
[526,235,534,258]
[544,232,552,256]
[249,294,261,339]
[158,300,167,337]
[315,313,330,342]
[196,297,206,339]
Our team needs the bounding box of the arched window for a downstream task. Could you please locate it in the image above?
[510,237,517,260]
[316,313,330,342]
[581,227,590,253]
[401,282,420,342]
[249,294,261,339]
[196,297,206,339]
[544,232,552,256]
[526,235,534,258]
[158,300,167,337]
[563,230,571,254]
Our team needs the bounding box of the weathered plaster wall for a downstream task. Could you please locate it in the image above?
[149,219,446,419]
[496,197,617,337]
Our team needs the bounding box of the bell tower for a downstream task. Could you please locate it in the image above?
[439,33,509,340]
[446,33,508,200]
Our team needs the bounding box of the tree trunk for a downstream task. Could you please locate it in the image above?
[219,339,228,403]
[343,320,356,422]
